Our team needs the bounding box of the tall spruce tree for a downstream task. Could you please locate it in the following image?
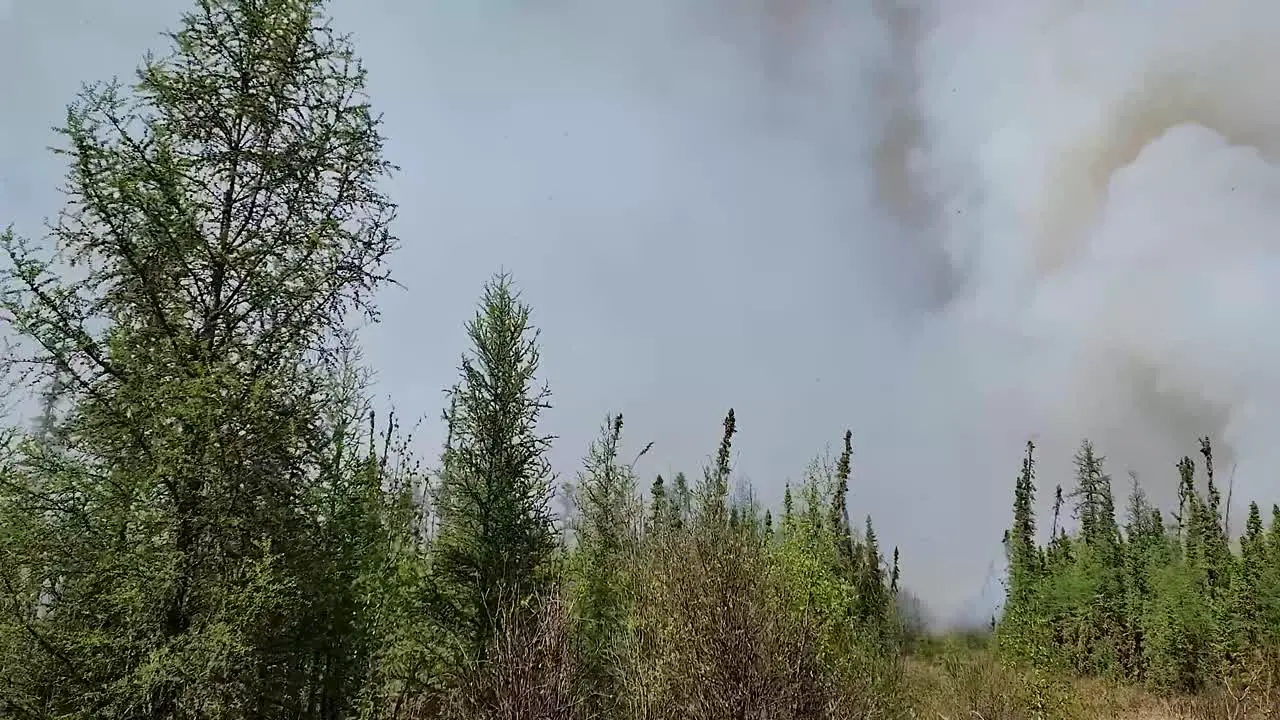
[998,440,1042,662]
[1121,473,1161,678]
[1228,502,1266,656]
[648,474,669,533]
[431,273,558,657]
[671,471,690,530]
[830,430,857,575]
[696,409,736,527]
[857,516,890,627]
[1197,438,1231,591]
[1270,504,1280,555]
[1065,440,1124,675]
[0,0,407,715]
[1071,440,1119,555]
[571,413,640,708]
[782,481,795,534]
[890,546,901,596]
[1007,440,1040,588]
[1176,455,1196,541]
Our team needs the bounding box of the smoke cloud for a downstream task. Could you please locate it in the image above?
[897,0,1280,618]
[338,0,1280,622]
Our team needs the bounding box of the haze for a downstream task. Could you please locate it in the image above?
[5,0,1280,625]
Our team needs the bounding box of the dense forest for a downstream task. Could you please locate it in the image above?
[998,437,1280,704]
[2,1,1279,718]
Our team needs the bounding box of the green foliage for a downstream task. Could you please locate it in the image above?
[996,434,1280,702]
[830,431,856,573]
[647,474,669,533]
[615,425,905,720]
[430,273,559,659]
[568,413,640,712]
[17,0,1280,717]
[998,440,1048,665]
[0,0,414,715]
[694,408,736,527]
[671,471,690,529]
[768,443,899,659]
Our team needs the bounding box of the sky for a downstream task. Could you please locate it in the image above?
[5,0,1280,626]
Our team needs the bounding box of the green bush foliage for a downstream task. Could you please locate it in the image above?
[996,436,1280,700]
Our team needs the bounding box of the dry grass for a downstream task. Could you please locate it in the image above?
[905,651,1090,720]
[906,643,1280,720]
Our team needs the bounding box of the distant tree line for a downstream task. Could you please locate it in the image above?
[998,436,1280,694]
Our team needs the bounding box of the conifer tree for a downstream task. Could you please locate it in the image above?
[1007,441,1040,587]
[1050,484,1065,540]
[857,516,890,626]
[782,482,794,534]
[732,482,765,537]
[648,474,669,533]
[672,471,690,530]
[0,0,407,714]
[1243,502,1262,553]
[1122,474,1161,676]
[1196,438,1231,590]
[830,430,857,574]
[890,546,901,596]
[1229,501,1266,653]
[695,409,736,527]
[1062,441,1125,675]
[802,465,826,533]
[998,440,1043,662]
[1046,484,1072,572]
[1262,505,1280,648]
[571,413,640,711]
[1270,504,1280,553]
[1071,440,1119,554]
[1202,438,1221,525]
[1176,455,1196,540]
[432,273,558,657]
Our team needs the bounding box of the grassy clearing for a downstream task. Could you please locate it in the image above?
[906,632,1280,720]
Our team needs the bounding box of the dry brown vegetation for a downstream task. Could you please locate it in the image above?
[432,521,906,720]
[906,637,1280,720]
[416,604,1280,720]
